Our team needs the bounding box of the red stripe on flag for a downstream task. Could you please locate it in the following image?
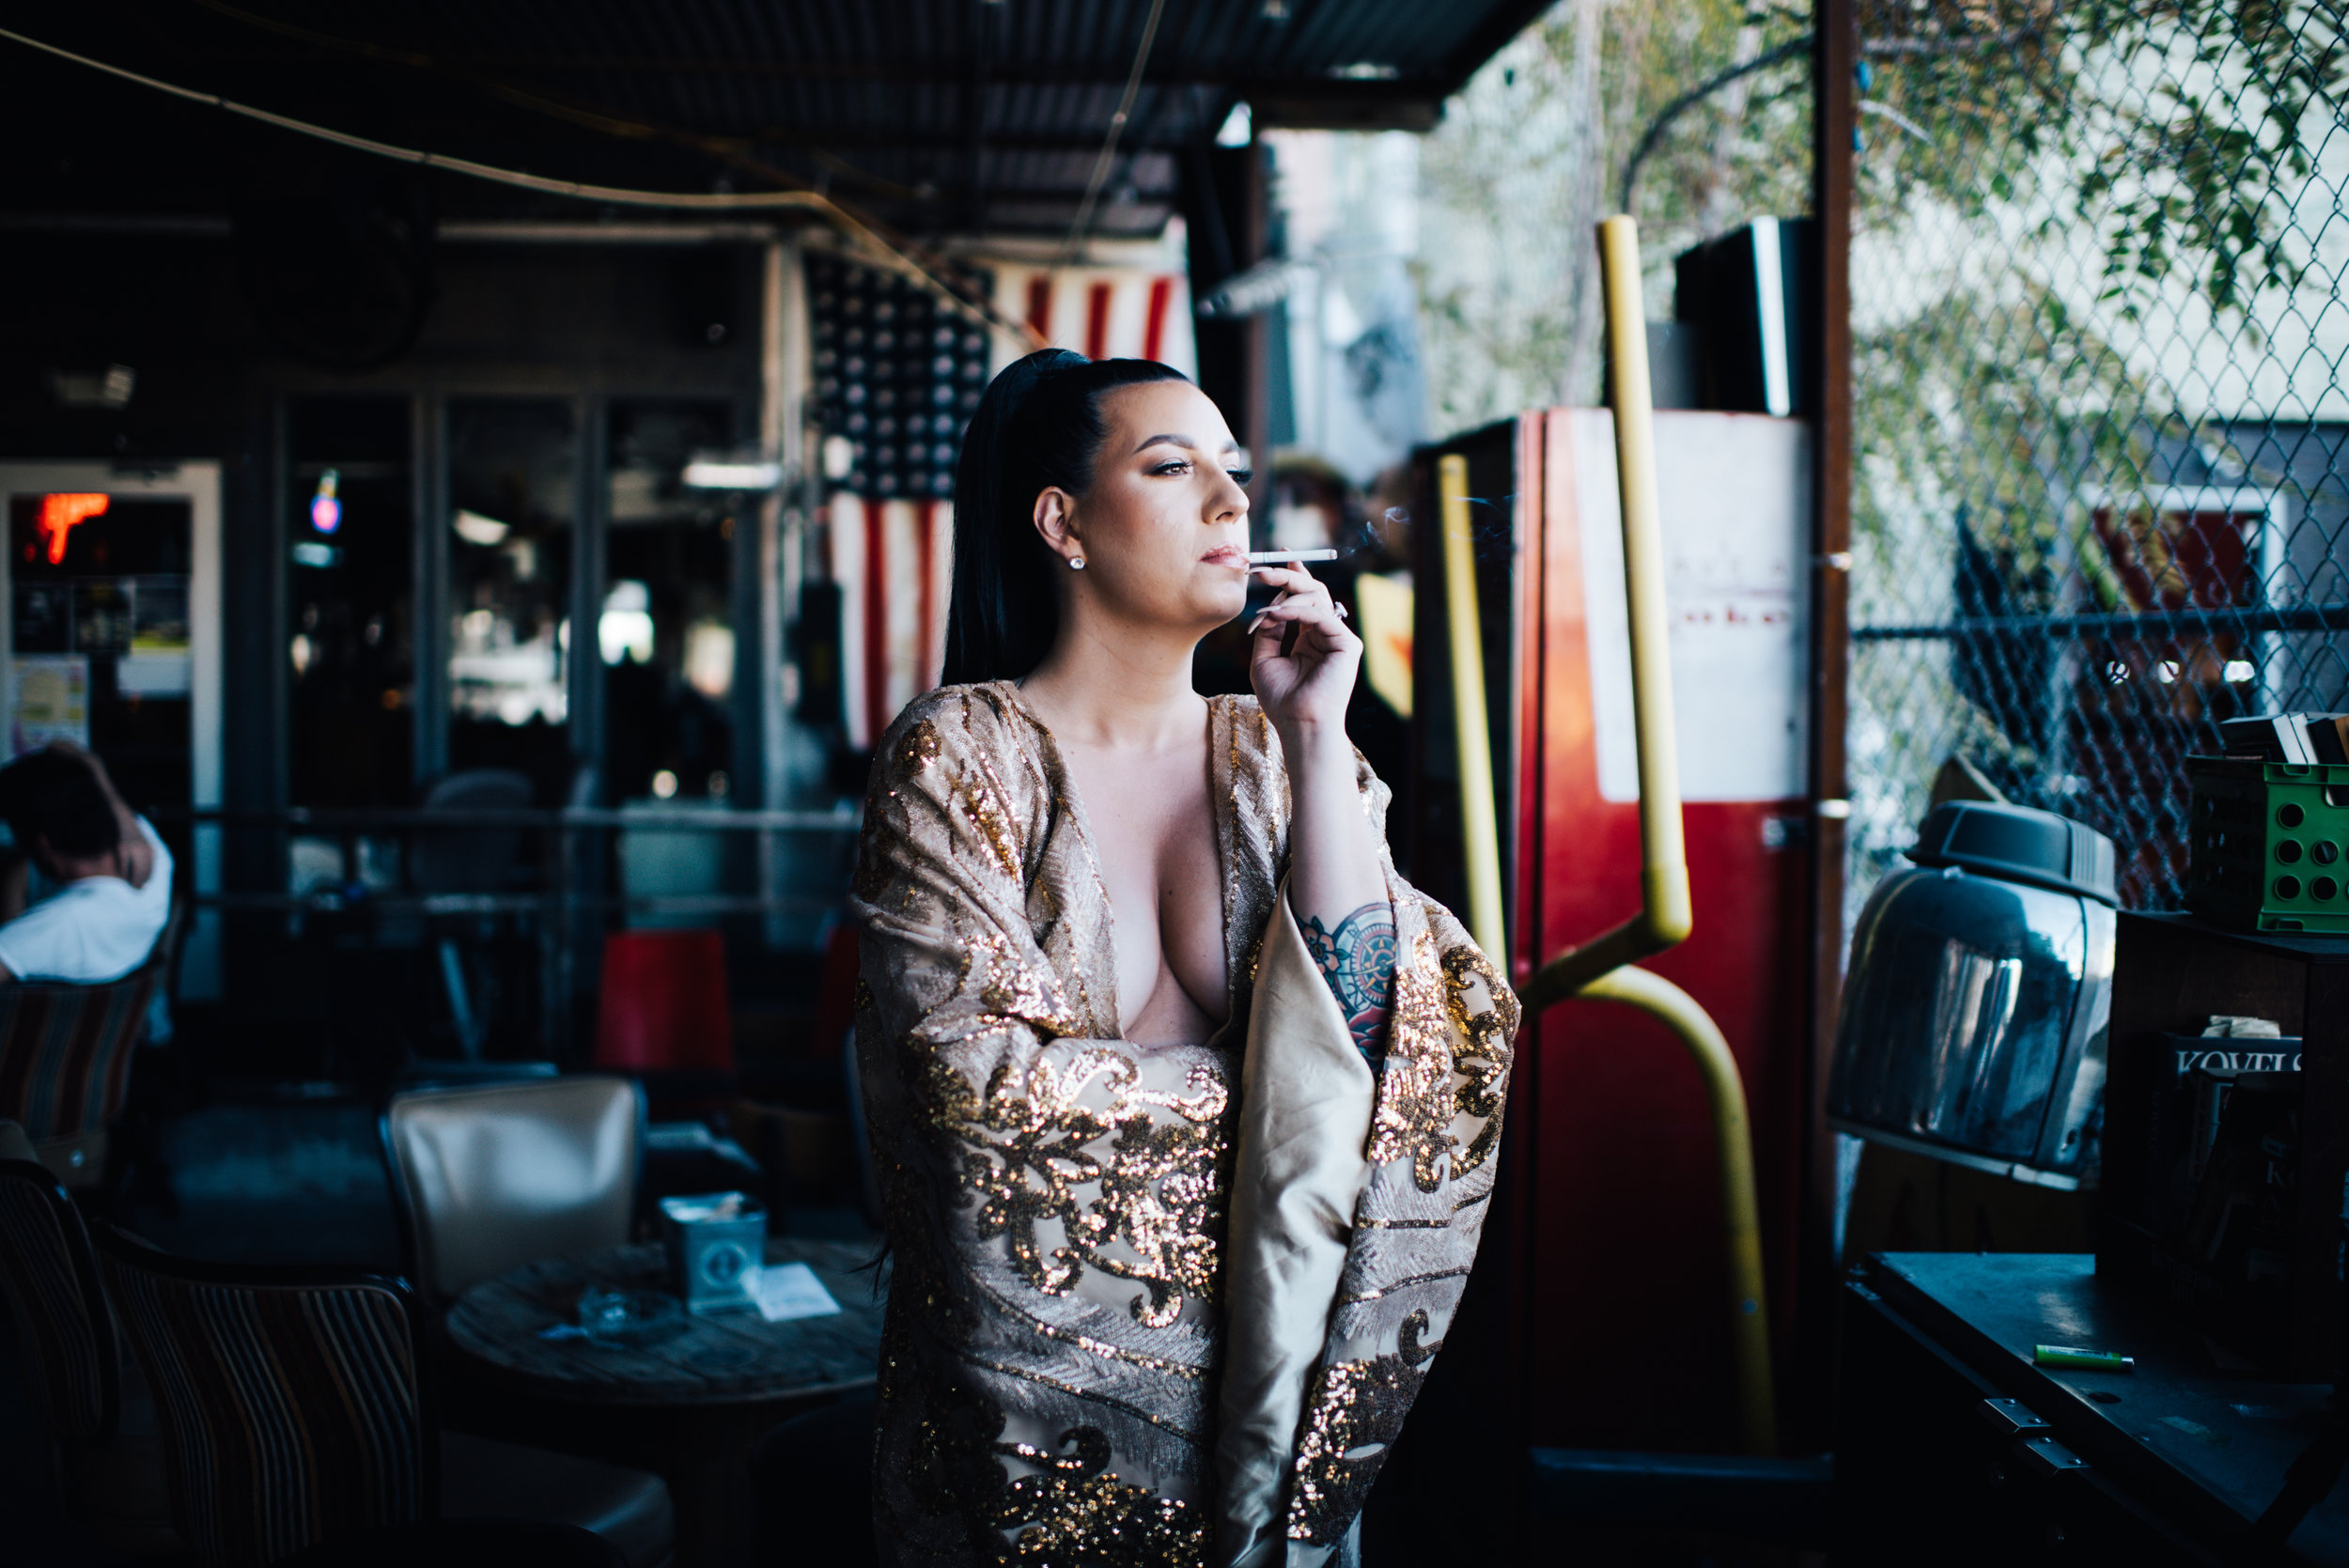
[1084,282,1113,360]
[1025,275,1054,342]
[915,501,939,692]
[863,502,889,751]
[1142,276,1173,363]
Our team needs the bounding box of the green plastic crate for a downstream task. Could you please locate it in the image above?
[2186,755,2349,932]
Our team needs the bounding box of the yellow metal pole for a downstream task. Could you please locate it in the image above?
[1439,452,1508,962]
[1516,220,1693,1011]
[1576,965,1778,1457]
[1596,216,1693,950]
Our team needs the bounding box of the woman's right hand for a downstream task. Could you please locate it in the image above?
[1246,565,1361,747]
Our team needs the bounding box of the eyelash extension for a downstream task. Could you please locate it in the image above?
[1146,459,1253,485]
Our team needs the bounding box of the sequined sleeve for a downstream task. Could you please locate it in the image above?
[1212,703,1518,1560]
[850,687,1235,1567]
[1281,745,1520,1552]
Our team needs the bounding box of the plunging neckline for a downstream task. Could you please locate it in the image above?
[990,680,1239,1045]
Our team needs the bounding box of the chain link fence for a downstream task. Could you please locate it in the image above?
[1845,0,2349,910]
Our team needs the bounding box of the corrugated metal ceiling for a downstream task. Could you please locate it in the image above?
[9,0,1550,238]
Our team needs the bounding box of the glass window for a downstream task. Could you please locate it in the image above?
[447,399,575,798]
[604,400,735,802]
[7,493,192,812]
[287,397,412,806]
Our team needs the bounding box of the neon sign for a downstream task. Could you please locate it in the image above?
[36,492,109,565]
[311,470,341,535]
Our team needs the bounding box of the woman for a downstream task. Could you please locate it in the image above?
[851,349,1516,1567]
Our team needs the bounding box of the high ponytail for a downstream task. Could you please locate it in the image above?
[941,349,1190,686]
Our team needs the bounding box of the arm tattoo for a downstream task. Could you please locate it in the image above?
[1299,902,1399,1064]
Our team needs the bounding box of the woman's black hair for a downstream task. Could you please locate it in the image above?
[941,349,1191,686]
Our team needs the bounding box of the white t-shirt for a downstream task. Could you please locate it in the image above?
[0,815,173,984]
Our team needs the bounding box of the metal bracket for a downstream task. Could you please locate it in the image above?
[1979,1397,2050,1438]
[2016,1435,2089,1478]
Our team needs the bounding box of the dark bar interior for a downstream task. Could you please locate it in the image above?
[6,2,2349,1564]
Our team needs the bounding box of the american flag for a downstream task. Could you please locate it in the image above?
[826,262,1196,750]
[828,493,952,753]
[988,261,1197,375]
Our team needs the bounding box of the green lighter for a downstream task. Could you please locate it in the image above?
[2034,1343,2136,1372]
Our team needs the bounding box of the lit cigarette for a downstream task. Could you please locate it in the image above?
[1245,549,1341,564]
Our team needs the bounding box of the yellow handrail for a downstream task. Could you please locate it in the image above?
[1441,214,1777,1456]
[1516,218,1692,1014]
[1439,453,1510,960]
[1574,966,1776,1457]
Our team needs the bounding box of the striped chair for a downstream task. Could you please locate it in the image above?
[0,1153,119,1443]
[0,1152,176,1552]
[0,921,176,1188]
[98,1231,429,1565]
[93,1226,672,1568]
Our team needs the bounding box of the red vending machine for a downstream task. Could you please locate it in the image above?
[1410,407,1813,1455]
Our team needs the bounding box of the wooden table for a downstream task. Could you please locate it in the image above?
[446,1237,886,1567]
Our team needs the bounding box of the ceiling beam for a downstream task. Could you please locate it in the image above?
[892,185,1178,206]
[1252,92,1442,132]
[176,47,1452,96]
[739,129,1192,155]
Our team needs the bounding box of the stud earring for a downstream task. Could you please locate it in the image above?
[1069,556,1085,569]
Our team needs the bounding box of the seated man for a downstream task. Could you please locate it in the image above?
[0,744,170,985]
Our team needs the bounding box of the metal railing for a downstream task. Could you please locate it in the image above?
[149,802,862,1059]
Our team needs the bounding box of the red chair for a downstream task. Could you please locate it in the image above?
[592,929,733,1076]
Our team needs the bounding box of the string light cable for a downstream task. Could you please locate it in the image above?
[185,0,939,208]
[0,23,1047,351]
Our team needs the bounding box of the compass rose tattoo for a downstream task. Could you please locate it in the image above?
[1300,902,1399,1063]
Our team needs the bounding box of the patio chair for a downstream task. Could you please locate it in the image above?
[0,1152,177,1553]
[381,1075,643,1307]
[0,917,179,1190]
[412,768,534,1060]
[92,1223,673,1568]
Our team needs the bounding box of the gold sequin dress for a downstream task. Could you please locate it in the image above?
[851,681,1517,1567]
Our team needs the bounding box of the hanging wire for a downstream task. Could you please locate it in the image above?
[1059,0,1171,267]
[0,23,1049,351]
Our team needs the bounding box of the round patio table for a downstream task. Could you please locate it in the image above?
[446,1236,886,1567]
